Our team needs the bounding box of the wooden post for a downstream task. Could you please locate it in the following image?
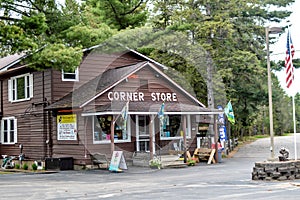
[149,115,154,160]
[227,119,231,152]
[183,115,187,163]
[110,115,115,154]
[214,114,218,163]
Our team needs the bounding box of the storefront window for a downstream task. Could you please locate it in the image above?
[93,115,130,143]
[160,115,191,139]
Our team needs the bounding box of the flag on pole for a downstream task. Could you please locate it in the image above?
[121,101,129,129]
[285,29,295,89]
[158,102,165,119]
[158,102,165,135]
[224,101,235,124]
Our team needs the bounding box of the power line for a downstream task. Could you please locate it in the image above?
[271,50,300,56]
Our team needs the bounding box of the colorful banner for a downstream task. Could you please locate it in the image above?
[109,151,127,172]
[224,101,235,124]
[217,105,227,142]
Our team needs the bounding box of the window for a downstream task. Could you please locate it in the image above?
[62,68,79,81]
[93,115,130,143]
[160,115,191,139]
[1,117,17,144]
[8,73,33,102]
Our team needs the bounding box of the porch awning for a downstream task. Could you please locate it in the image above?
[81,101,223,116]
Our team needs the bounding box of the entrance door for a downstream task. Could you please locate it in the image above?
[136,115,150,152]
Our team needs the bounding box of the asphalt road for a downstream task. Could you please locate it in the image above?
[1,134,300,200]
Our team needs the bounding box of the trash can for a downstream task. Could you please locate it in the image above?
[59,157,73,170]
[45,158,60,170]
[217,150,222,163]
[45,157,73,170]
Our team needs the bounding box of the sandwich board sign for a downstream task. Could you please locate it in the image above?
[109,151,127,172]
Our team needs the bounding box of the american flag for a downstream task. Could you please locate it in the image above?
[285,29,295,88]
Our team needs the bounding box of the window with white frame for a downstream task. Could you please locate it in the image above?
[1,117,17,144]
[62,68,79,81]
[160,115,191,139]
[8,73,33,102]
[93,115,130,143]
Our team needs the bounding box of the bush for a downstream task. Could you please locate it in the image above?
[23,163,28,170]
[187,159,196,166]
[149,158,161,169]
[32,163,38,171]
[15,164,20,169]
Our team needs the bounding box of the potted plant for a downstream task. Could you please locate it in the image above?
[187,158,197,166]
[149,158,162,169]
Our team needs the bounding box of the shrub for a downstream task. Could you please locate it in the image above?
[32,163,38,171]
[23,163,28,170]
[149,158,161,169]
[187,157,197,166]
[15,164,20,169]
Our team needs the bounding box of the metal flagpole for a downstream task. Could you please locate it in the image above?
[292,95,297,160]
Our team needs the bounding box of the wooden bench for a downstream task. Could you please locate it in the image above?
[90,153,109,169]
[193,148,216,164]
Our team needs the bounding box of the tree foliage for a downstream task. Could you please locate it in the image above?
[0,0,116,71]
[84,0,149,30]
[150,0,295,137]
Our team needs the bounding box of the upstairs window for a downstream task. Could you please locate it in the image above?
[62,68,79,81]
[0,117,17,144]
[8,73,33,102]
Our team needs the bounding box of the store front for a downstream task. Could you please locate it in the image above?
[47,53,223,165]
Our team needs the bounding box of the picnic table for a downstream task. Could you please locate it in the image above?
[192,148,216,164]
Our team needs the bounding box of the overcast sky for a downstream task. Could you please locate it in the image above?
[271,1,300,96]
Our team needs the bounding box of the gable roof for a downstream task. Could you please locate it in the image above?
[45,49,223,114]
[46,61,148,110]
[46,60,222,114]
[0,53,26,72]
[82,101,222,115]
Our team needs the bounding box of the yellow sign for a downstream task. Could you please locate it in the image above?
[57,114,77,140]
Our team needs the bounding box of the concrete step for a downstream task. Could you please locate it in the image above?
[162,162,187,168]
[160,155,181,162]
[160,155,186,168]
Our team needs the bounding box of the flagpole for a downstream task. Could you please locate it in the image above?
[292,95,297,160]
[286,27,297,160]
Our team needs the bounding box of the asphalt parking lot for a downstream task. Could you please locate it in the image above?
[1,135,300,199]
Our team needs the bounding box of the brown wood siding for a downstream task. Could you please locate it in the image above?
[0,69,52,159]
[18,113,48,159]
[51,114,135,164]
[50,53,142,103]
[90,65,198,108]
[2,70,51,115]
[51,70,74,102]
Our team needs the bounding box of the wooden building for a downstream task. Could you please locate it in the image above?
[0,47,222,167]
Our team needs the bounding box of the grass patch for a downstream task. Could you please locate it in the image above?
[242,135,269,142]
[0,171,13,174]
[282,133,293,136]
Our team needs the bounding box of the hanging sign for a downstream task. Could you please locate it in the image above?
[217,105,227,142]
[57,114,77,140]
[109,151,128,172]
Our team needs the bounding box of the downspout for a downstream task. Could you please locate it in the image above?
[0,80,2,154]
[48,69,53,158]
[0,80,3,119]
[42,71,47,159]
